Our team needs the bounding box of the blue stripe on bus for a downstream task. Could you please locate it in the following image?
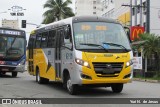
[4,55,26,66]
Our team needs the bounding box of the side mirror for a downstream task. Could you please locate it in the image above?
[124,26,132,43]
[65,26,71,39]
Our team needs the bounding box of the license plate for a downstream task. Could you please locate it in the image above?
[2,69,9,71]
[103,69,114,74]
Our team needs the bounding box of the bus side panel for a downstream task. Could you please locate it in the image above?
[61,48,78,83]
[33,48,56,81]
[61,50,83,85]
[42,48,56,81]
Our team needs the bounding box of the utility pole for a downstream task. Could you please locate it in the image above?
[146,0,150,33]
[134,0,137,26]
[140,0,143,26]
[130,0,132,27]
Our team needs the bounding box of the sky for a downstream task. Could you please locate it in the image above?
[0,0,75,40]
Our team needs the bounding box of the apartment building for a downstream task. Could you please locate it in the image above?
[2,19,19,29]
[101,0,130,26]
[75,0,102,16]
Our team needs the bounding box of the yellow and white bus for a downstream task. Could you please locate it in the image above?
[27,16,133,95]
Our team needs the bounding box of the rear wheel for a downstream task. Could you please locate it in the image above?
[111,83,123,93]
[1,72,6,75]
[36,69,49,84]
[12,72,18,77]
[66,74,78,95]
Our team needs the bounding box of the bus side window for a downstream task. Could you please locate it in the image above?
[64,26,72,43]
[60,30,65,46]
[41,32,48,48]
[48,30,56,48]
[64,26,72,49]
[35,34,42,48]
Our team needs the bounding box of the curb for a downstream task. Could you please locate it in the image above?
[133,78,160,83]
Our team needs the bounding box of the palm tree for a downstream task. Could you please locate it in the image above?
[134,33,160,77]
[42,0,74,24]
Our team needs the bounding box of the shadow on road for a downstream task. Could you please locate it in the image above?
[31,81,125,97]
[0,73,20,78]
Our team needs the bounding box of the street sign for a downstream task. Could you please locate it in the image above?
[133,57,143,70]
[131,26,145,41]
[10,12,24,16]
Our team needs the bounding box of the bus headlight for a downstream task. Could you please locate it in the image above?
[18,59,26,66]
[125,59,133,68]
[75,58,90,68]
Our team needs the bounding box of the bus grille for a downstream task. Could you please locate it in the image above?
[92,62,124,77]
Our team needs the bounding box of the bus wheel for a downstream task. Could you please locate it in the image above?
[66,74,78,95]
[1,72,6,75]
[111,83,123,93]
[12,72,18,77]
[36,69,49,84]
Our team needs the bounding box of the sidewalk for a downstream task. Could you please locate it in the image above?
[133,78,160,83]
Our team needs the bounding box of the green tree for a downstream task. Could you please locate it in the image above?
[42,0,74,24]
[134,33,160,77]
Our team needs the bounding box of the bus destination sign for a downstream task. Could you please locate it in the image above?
[0,30,21,36]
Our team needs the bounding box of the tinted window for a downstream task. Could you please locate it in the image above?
[35,34,42,48]
[48,30,56,48]
[41,32,48,48]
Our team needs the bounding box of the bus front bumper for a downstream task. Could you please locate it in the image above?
[0,65,25,73]
[81,78,131,85]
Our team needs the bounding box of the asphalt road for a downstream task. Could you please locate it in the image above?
[0,71,160,106]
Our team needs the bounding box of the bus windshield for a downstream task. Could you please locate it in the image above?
[73,22,131,52]
[0,36,25,60]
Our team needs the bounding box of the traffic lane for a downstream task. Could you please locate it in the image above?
[0,72,124,98]
[0,72,160,98]
[0,74,125,98]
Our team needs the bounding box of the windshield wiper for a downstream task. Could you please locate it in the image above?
[6,36,18,55]
[79,43,108,51]
[10,36,18,48]
[102,42,129,52]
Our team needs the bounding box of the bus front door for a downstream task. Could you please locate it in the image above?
[28,36,35,75]
[55,30,64,80]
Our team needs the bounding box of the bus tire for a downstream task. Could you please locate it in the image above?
[111,83,123,93]
[36,69,49,84]
[66,74,78,95]
[12,72,18,77]
[1,72,6,75]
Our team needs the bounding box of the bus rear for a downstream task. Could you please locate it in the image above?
[0,27,26,77]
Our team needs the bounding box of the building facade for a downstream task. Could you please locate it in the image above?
[75,0,160,35]
[101,0,130,26]
[75,0,102,16]
[1,19,19,29]
[131,0,160,35]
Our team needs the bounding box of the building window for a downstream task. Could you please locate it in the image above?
[137,5,140,13]
[93,12,96,14]
[93,1,96,4]
[132,8,135,16]
[143,1,147,15]
[93,6,96,9]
